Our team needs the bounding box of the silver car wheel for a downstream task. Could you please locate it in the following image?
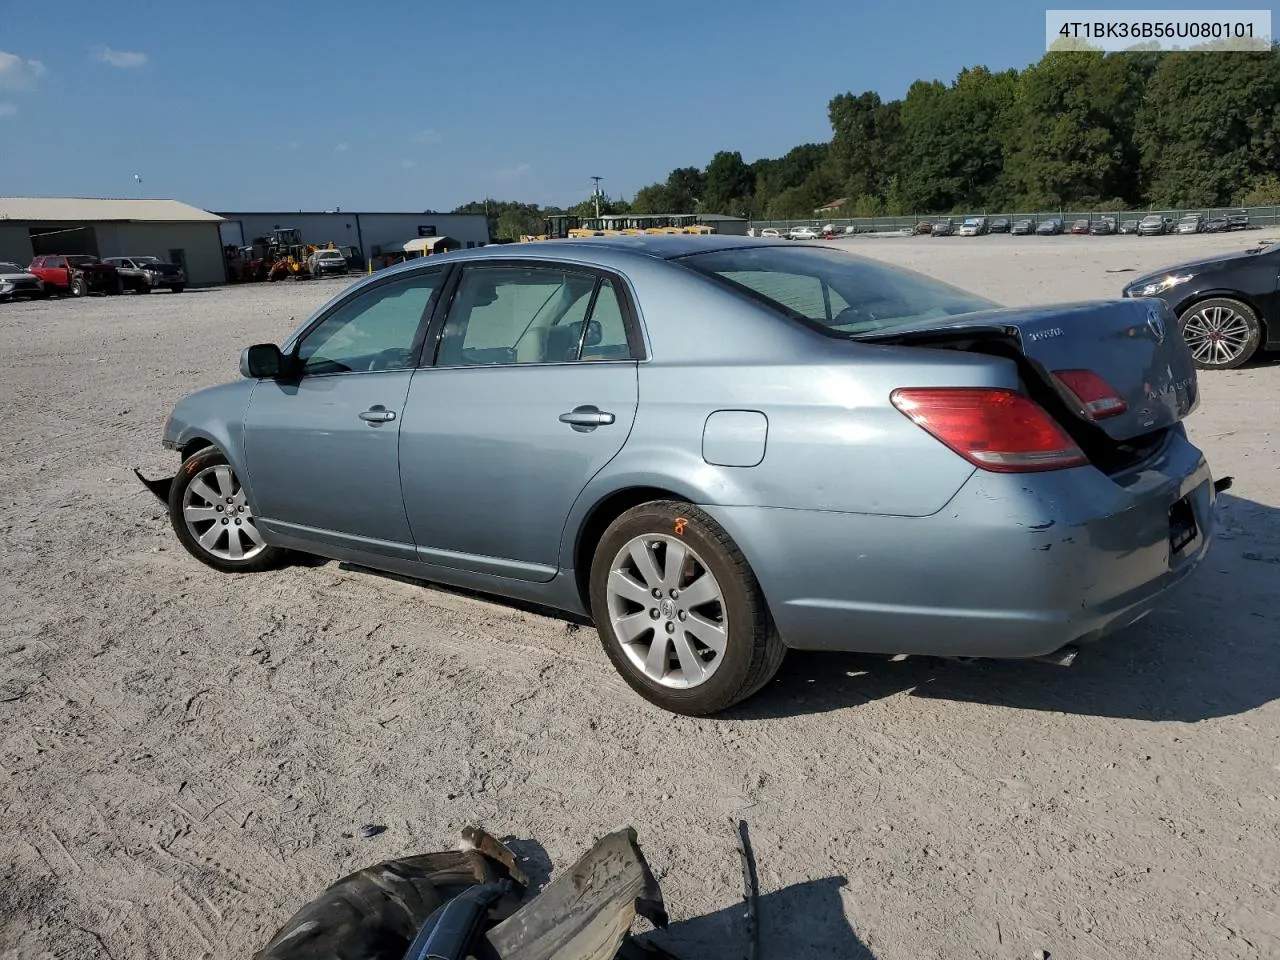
[181,464,266,562]
[1182,306,1252,366]
[606,534,728,689]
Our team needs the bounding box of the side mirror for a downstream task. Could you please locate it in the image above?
[583,319,603,347]
[240,343,291,379]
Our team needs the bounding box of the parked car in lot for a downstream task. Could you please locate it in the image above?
[1011,218,1036,235]
[28,254,121,296]
[1176,214,1206,235]
[1036,218,1064,235]
[1124,239,1280,369]
[1089,218,1116,236]
[914,220,934,235]
[308,248,351,277]
[989,217,1011,233]
[1226,213,1250,230]
[787,226,819,240]
[1137,215,1169,236]
[0,261,45,300]
[1118,219,1140,234]
[1070,219,1090,235]
[931,219,955,236]
[142,236,1219,715]
[102,256,187,293]
[758,228,782,239]
[958,217,988,237]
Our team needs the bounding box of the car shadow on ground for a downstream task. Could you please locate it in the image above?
[490,839,872,959]
[648,876,872,960]
[732,491,1279,723]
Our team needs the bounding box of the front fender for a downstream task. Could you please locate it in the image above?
[163,379,258,504]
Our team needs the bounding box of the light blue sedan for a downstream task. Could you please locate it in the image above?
[142,236,1222,715]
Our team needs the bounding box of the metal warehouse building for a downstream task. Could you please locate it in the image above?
[0,197,227,286]
[215,211,491,262]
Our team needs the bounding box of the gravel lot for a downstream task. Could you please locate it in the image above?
[2,235,1277,960]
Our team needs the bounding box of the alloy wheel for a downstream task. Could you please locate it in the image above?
[1182,305,1253,366]
[181,464,266,561]
[606,534,728,689]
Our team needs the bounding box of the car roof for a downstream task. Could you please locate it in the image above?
[479,234,794,260]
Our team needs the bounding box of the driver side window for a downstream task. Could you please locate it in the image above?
[297,271,440,374]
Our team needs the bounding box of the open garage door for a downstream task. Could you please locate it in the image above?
[29,224,100,257]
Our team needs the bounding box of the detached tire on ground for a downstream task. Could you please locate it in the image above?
[168,446,282,573]
[589,500,785,715]
[1178,297,1262,370]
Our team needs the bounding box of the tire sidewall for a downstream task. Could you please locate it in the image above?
[589,501,761,714]
[1179,297,1261,369]
[168,447,277,573]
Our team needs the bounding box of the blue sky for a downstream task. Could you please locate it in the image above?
[0,0,1179,211]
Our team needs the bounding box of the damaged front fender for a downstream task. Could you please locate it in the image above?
[133,468,174,504]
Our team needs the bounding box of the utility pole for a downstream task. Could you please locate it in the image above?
[590,176,603,218]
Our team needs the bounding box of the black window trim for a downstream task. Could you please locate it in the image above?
[284,263,452,379]
[418,258,647,369]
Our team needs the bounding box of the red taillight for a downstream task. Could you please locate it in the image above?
[890,388,1088,473]
[1052,369,1128,420]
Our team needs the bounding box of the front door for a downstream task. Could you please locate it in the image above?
[400,263,641,580]
[242,268,443,557]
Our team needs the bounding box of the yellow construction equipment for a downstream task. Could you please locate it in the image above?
[521,214,715,243]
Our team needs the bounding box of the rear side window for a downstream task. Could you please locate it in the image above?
[677,246,995,338]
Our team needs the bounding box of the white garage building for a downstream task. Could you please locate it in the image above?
[0,197,227,286]
[215,211,491,262]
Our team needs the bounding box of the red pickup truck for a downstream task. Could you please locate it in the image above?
[29,255,122,296]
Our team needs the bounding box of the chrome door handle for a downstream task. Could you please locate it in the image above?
[559,405,615,431]
[359,405,396,423]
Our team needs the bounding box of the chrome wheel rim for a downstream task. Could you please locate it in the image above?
[1182,306,1252,366]
[606,534,727,689]
[182,464,266,561]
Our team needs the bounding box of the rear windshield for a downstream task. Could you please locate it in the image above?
[677,245,997,337]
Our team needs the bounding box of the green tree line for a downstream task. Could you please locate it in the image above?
[457,46,1280,238]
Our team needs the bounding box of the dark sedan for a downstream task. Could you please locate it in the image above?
[1090,219,1116,236]
[1035,218,1063,235]
[989,217,1011,233]
[1123,241,1280,369]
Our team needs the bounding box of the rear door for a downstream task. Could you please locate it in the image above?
[399,261,642,581]
[242,267,445,557]
[35,256,68,288]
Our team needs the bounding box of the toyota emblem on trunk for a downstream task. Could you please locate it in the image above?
[1146,307,1166,344]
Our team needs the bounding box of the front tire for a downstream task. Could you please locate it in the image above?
[589,500,785,715]
[70,276,88,297]
[168,447,282,573]
[1178,297,1262,370]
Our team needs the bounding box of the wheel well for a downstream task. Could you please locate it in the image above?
[573,486,689,608]
[180,437,214,460]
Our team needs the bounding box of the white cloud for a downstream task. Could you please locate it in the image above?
[401,158,417,169]
[94,47,148,68]
[412,128,441,144]
[493,162,531,183]
[0,102,15,118]
[334,142,349,153]
[0,52,46,90]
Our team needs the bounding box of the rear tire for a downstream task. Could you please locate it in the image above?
[168,446,283,574]
[589,500,785,715]
[1178,297,1261,370]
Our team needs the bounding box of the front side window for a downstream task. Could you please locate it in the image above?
[296,270,440,374]
[677,245,995,338]
[435,266,600,366]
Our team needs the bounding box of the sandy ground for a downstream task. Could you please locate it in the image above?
[1,234,1277,960]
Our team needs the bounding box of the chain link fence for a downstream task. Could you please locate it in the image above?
[750,205,1280,234]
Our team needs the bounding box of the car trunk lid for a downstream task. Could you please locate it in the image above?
[860,299,1199,444]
